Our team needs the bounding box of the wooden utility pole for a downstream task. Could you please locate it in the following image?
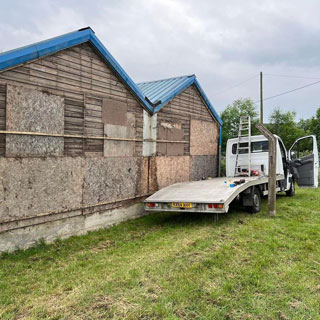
[260,71,263,124]
[256,123,276,216]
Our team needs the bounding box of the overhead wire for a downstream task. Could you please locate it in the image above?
[253,79,320,104]
[264,73,320,80]
[212,74,258,98]
[218,72,320,108]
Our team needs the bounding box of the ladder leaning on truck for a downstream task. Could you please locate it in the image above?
[144,117,319,214]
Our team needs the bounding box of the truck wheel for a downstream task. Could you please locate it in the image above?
[247,188,261,214]
[286,180,295,197]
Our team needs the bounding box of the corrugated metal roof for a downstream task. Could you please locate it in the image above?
[137,75,222,126]
[0,27,153,113]
[137,75,195,104]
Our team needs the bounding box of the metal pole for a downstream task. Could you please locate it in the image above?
[260,71,263,124]
[256,123,276,216]
[218,125,222,177]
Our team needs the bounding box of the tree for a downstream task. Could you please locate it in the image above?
[266,107,305,149]
[297,118,311,132]
[308,107,320,149]
[220,98,258,154]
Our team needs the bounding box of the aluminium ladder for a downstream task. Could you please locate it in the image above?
[234,116,251,177]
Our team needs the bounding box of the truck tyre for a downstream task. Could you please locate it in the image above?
[286,180,295,197]
[247,187,261,214]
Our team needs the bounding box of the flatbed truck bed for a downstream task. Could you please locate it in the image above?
[144,175,284,213]
[144,133,318,215]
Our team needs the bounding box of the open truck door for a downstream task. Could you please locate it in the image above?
[289,135,319,188]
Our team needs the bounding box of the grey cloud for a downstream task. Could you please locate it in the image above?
[1,0,320,120]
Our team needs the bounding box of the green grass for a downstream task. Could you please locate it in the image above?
[1,187,320,319]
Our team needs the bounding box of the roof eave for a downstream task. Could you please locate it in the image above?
[0,29,91,73]
[88,33,153,113]
[193,79,223,126]
[0,28,154,113]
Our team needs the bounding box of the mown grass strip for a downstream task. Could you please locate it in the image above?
[1,187,320,319]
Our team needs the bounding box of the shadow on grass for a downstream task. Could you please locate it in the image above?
[146,199,252,230]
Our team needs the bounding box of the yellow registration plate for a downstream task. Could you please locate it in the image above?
[171,202,193,208]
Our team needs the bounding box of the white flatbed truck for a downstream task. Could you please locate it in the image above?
[144,133,318,214]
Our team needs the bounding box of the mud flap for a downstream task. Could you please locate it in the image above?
[242,186,255,206]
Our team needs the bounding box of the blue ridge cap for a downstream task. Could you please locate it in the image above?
[0,27,153,113]
[137,75,222,126]
[193,79,222,126]
[0,28,92,72]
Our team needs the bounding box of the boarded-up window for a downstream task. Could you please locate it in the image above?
[102,98,136,157]
[190,119,218,156]
[104,113,136,157]
[102,98,127,126]
[0,85,6,157]
[6,85,64,157]
[64,99,85,156]
[157,122,184,156]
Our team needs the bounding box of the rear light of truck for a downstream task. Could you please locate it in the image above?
[208,203,223,209]
[146,202,156,208]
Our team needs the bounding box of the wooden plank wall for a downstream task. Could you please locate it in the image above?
[157,85,218,156]
[0,43,144,157]
[85,96,103,156]
[0,85,5,157]
[64,98,85,156]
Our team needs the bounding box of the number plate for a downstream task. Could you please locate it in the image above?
[171,202,193,208]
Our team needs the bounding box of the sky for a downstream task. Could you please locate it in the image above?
[1,0,320,121]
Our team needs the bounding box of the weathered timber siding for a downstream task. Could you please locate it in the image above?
[156,84,219,157]
[64,98,85,156]
[0,85,5,157]
[85,96,104,156]
[0,43,144,156]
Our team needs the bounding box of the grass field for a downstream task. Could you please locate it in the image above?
[1,186,320,319]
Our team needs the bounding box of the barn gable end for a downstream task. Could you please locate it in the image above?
[0,42,145,157]
[138,77,221,181]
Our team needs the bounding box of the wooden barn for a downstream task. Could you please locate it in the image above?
[0,27,222,252]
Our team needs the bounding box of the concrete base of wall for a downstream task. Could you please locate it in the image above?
[0,202,146,253]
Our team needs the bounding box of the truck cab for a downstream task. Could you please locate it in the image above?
[226,134,319,192]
